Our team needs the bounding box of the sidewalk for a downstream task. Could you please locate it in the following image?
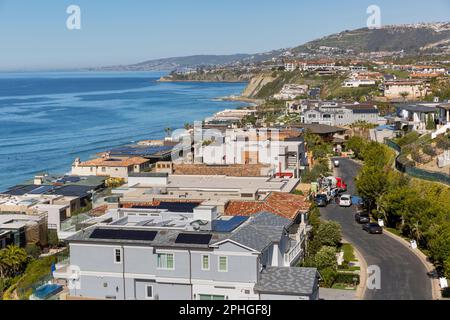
[383,229,442,300]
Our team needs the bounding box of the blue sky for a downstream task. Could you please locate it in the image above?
[0,0,449,71]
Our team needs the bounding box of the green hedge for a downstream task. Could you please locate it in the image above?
[335,272,360,285]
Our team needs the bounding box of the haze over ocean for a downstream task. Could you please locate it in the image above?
[0,72,247,190]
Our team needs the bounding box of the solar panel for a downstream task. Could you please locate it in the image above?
[29,185,55,195]
[213,216,248,233]
[175,233,212,245]
[132,202,200,213]
[90,229,157,241]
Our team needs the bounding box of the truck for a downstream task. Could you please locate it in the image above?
[324,176,347,192]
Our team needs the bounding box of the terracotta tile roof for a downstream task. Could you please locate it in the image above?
[79,157,149,167]
[225,192,311,220]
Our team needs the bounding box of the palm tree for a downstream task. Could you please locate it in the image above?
[0,245,28,277]
[164,127,172,137]
[399,91,410,102]
[184,123,191,130]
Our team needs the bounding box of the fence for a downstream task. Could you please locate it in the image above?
[384,139,450,186]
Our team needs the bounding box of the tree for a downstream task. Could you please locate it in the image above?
[0,245,28,278]
[346,136,366,159]
[316,221,342,247]
[314,246,338,271]
[356,166,390,211]
[320,267,338,288]
[426,114,436,130]
[399,91,410,102]
[164,127,172,137]
[183,123,191,130]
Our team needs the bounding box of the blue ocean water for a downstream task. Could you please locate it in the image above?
[0,72,247,190]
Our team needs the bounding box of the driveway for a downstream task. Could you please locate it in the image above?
[319,158,433,300]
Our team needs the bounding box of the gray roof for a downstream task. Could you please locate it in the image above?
[66,211,290,252]
[128,172,168,178]
[254,267,319,296]
[222,211,291,252]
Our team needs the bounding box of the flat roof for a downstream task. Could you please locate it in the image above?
[129,175,299,194]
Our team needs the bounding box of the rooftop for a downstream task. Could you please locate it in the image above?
[77,156,149,168]
[254,267,319,296]
[225,192,310,220]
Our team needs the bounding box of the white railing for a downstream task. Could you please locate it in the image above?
[284,241,303,266]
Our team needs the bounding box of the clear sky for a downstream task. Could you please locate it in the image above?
[0,0,449,71]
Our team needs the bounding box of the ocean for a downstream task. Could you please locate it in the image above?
[0,71,247,191]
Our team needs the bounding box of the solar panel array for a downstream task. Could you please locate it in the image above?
[90,229,158,241]
[175,233,212,245]
[212,216,248,233]
[108,145,173,157]
[131,202,200,213]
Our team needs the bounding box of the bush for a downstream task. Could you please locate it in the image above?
[442,287,450,298]
[25,244,42,259]
[335,272,360,285]
[320,267,338,288]
[436,135,450,150]
[47,230,60,248]
[422,145,437,157]
[397,132,420,147]
[316,221,342,247]
[315,246,338,271]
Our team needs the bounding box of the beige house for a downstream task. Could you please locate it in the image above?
[384,80,429,100]
[71,156,150,180]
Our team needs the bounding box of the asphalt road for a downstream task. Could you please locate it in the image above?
[319,158,433,300]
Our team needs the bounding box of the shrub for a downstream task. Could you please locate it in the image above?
[25,244,42,259]
[442,287,450,298]
[436,135,450,150]
[335,272,360,285]
[316,221,342,247]
[47,230,60,248]
[320,267,338,288]
[315,246,338,271]
[397,132,420,147]
[422,145,437,157]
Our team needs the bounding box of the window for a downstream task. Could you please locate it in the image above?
[145,285,153,299]
[114,248,122,264]
[157,253,174,270]
[218,256,228,272]
[201,255,210,271]
[101,167,106,172]
[199,294,225,300]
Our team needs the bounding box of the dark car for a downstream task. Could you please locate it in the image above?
[315,194,328,207]
[355,212,370,224]
[363,223,383,234]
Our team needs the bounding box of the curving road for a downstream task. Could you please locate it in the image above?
[319,158,433,300]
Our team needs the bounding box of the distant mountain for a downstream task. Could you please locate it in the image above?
[97,22,450,71]
[96,52,283,72]
[293,22,450,54]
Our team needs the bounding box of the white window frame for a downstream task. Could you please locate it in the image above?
[114,248,122,264]
[218,256,228,272]
[157,252,175,270]
[201,254,210,271]
[145,284,153,300]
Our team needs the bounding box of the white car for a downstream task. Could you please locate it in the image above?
[339,194,352,207]
[334,160,340,167]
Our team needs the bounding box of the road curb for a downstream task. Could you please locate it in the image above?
[342,239,367,300]
[383,229,441,300]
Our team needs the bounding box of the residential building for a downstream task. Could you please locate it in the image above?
[302,102,379,126]
[342,79,376,88]
[116,173,300,203]
[395,103,439,132]
[195,128,308,178]
[384,80,429,100]
[55,209,319,300]
[71,156,150,180]
[0,214,48,248]
[274,84,309,100]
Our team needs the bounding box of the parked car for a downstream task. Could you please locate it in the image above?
[333,160,340,167]
[355,212,370,224]
[330,188,340,198]
[363,223,383,234]
[339,194,352,207]
[315,194,328,207]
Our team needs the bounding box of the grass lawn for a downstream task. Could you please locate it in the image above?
[342,243,356,263]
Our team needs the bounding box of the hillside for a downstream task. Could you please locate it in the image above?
[294,23,450,54]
